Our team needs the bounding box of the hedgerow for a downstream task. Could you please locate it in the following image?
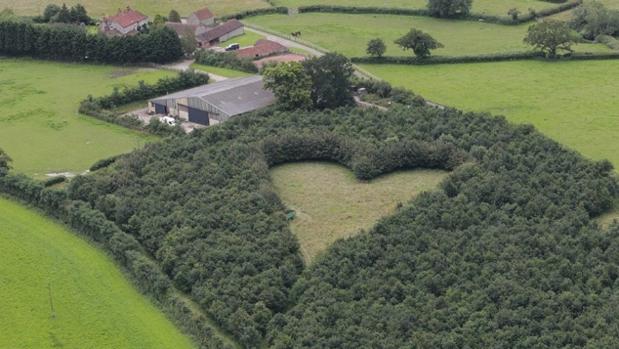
[194,50,259,73]
[218,7,289,21]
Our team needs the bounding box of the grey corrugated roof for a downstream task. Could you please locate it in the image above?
[151,76,275,117]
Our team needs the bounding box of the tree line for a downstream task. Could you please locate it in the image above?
[0,20,182,64]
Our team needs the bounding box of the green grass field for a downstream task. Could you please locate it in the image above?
[220,31,265,48]
[246,13,610,57]
[271,0,556,17]
[0,197,196,349]
[271,162,447,263]
[0,0,270,17]
[0,58,175,178]
[362,60,619,171]
[191,63,253,78]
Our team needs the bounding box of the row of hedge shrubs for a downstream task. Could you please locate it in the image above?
[297,1,582,25]
[597,34,619,50]
[0,20,183,64]
[195,50,259,73]
[261,131,467,180]
[0,172,236,349]
[218,6,288,21]
[351,51,619,65]
[79,70,208,136]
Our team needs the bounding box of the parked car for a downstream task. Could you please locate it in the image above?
[225,43,240,51]
[159,116,177,126]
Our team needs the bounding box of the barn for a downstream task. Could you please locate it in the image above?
[148,76,275,126]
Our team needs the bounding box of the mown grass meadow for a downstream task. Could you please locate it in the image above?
[246,13,611,57]
[0,197,196,349]
[0,58,175,178]
[271,162,447,263]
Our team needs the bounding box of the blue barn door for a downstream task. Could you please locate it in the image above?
[188,107,210,125]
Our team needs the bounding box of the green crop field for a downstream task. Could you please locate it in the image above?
[0,58,175,178]
[246,13,610,57]
[271,0,556,17]
[0,197,195,349]
[362,60,619,171]
[0,0,270,17]
[271,162,447,263]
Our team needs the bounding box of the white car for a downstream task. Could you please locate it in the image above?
[158,116,177,126]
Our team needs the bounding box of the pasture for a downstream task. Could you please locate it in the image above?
[0,58,174,178]
[361,60,619,171]
[0,197,195,349]
[271,0,557,17]
[0,0,270,17]
[246,13,611,57]
[270,162,447,263]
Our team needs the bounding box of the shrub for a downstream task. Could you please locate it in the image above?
[43,176,66,187]
[218,7,288,21]
[427,0,473,18]
[195,50,259,73]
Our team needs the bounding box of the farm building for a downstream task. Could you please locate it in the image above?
[196,19,244,47]
[165,22,208,39]
[148,76,275,126]
[187,7,216,26]
[100,7,148,36]
[236,39,289,60]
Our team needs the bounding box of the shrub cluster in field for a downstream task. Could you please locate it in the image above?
[6,100,609,347]
[0,21,182,64]
[195,50,259,73]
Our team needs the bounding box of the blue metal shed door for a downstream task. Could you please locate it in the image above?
[188,107,209,125]
[154,103,167,114]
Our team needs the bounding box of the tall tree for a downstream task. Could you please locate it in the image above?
[366,38,386,58]
[395,28,443,58]
[524,20,575,57]
[168,9,182,23]
[427,0,473,18]
[264,62,313,111]
[302,53,354,109]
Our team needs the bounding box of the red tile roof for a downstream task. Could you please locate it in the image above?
[235,39,288,59]
[197,19,244,44]
[105,8,148,28]
[193,7,215,20]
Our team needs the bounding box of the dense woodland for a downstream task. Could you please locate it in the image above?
[51,102,618,348]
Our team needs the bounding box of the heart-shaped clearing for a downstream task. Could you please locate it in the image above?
[271,162,448,263]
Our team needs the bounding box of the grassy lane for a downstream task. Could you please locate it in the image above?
[271,0,557,16]
[0,197,196,349]
[271,162,447,263]
[0,0,270,17]
[0,58,175,178]
[246,13,610,57]
[361,60,619,170]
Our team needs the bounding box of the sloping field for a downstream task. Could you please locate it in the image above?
[0,197,195,349]
[272,0,556,16]
[271,162,447,263]
[0,58,173,178]
[246,13,610,57]
[362,60,619,170]
[0,0,270,17]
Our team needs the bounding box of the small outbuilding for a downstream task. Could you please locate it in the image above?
[148,76,275,126]
[235,39,289,60]
[196,19,244,47]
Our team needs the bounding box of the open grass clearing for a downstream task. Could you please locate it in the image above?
[246,13,611,57]
[0,58,174,178]
[597,200,619,228]
[271,0,557,17]
[191,63,253,78]
[0,197,196,349]
[362,59,619,171]
[270,162,448,263]
[0,0,270,18]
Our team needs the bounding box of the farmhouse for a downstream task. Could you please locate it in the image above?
[196,19,244,47]
[148,76,275,126]
[187,7,216,26]
[235,39,289,60]
[100,7,148,36]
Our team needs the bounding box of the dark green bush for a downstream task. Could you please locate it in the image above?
[194,50,259,73]
[43,175,66,187]
[218,6,288,20]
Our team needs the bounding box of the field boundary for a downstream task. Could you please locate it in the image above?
[295,0,582,25]
[351,52,619,65]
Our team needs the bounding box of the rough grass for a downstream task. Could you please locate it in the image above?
[0,0,271,17]
[270,162,447,263]
[0,58,175,178]
[246,13,611,57]
[361,60,619,171]
[191,63,253,78]
[0,197,196,349]
[272,0,557,17]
